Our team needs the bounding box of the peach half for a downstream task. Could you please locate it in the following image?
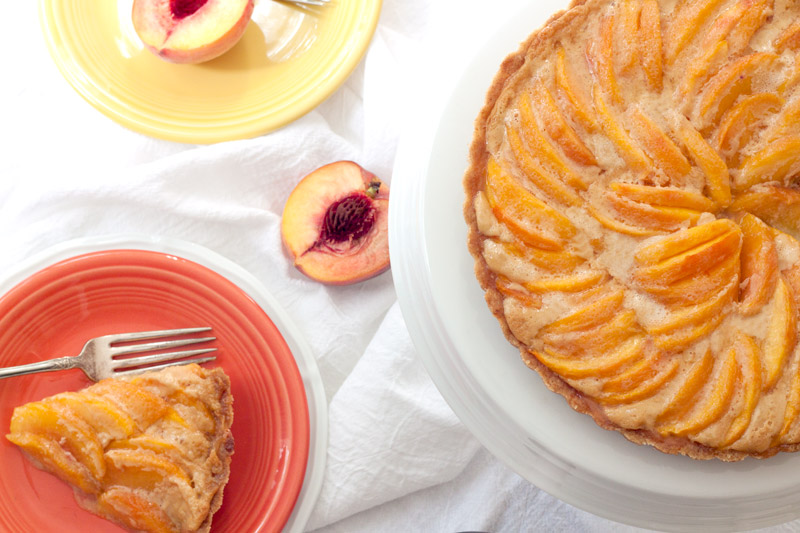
[132,0,254,64]
[281,161,390,285]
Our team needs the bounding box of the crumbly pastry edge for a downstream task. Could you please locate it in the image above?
[197,368,235,533]
[461,0,800,462]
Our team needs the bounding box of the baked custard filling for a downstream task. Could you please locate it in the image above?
[464,0,800,460]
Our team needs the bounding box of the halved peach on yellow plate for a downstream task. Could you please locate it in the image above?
[132,0,255,63]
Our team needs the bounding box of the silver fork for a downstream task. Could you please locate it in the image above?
[0,327,217,381]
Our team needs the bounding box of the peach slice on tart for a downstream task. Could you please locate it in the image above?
[586,12,623,105]
[506,127,584,207]
[633,228,742,288]
[496,239,586,273]
[626,107,691,185]
[738,213,779,315]
[104,448,192,491]
[637,0,663,91]
[719,333,762,448]
[737,137,800,191]
[783,261,800,313]
[779,352,800,443]
[107,435,184,459]
[588,203,664,237]
[49,392,137,445]
[762,278,798,390]
[533,335,646,380]
[613,0,642,76]
[698,0,747,52]
[763,95,800,143]
[662,0,728,65]
[727,0,771,51]
[598,351,681,405]
[672,116,732,207]
[87,379,171,431]
[96,488,176,533]
[131,375,217,434]
[601,188,703,232]
[9,401,106,481]
[102,449,195,530]
[653,312,726,353]
[544,309,640,359]
[167,391,216,434]
[597,347,665,396]
[539,288,626,336]
[554,46,599,132]
[6,432,101,495]
[776,20,800,52]
[728,184,800,237]
[645,295,734,354]
[483,158,576,250]
[516,93,588,191]
[707,0,770,57]
[132,0,255,64]
[281,161,390,285]
[655,348,715,425]
[645,281,737,338]
[522,269,607,294]
[633,218,737,266]
[645,254,738,306]
[528,80,597,167]
[715,93,783,165]
[678,40,729,100]
[694,52,779,129]
[591,87,652,173]
[659,346,739,437]
[609,182,716,213]
[494,276,543,309]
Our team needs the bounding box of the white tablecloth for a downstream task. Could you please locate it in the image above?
[2,0,798,532]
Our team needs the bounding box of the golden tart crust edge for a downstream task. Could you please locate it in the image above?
[462,0,800,462]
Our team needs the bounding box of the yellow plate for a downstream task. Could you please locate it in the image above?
[38,0,382,144]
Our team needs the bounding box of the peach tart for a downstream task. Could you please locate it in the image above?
[464,0,800,460]
[6,364,234,532]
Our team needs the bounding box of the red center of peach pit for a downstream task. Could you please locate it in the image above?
[170,0,208,19]
[320,193,376,245]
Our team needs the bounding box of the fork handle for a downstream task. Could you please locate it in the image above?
[0,357,79,379]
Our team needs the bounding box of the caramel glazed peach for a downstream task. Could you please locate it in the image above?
[463,0,800,460]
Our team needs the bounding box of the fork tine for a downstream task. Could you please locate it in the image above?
[110,336,215,357]
[104,327,212,343]
[115,356,218,376]
[113,348,217,370]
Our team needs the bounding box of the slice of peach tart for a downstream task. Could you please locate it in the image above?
[6,364,234,532]
[464,0,800,460]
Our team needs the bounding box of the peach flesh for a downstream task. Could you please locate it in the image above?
[281,161,390,285]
